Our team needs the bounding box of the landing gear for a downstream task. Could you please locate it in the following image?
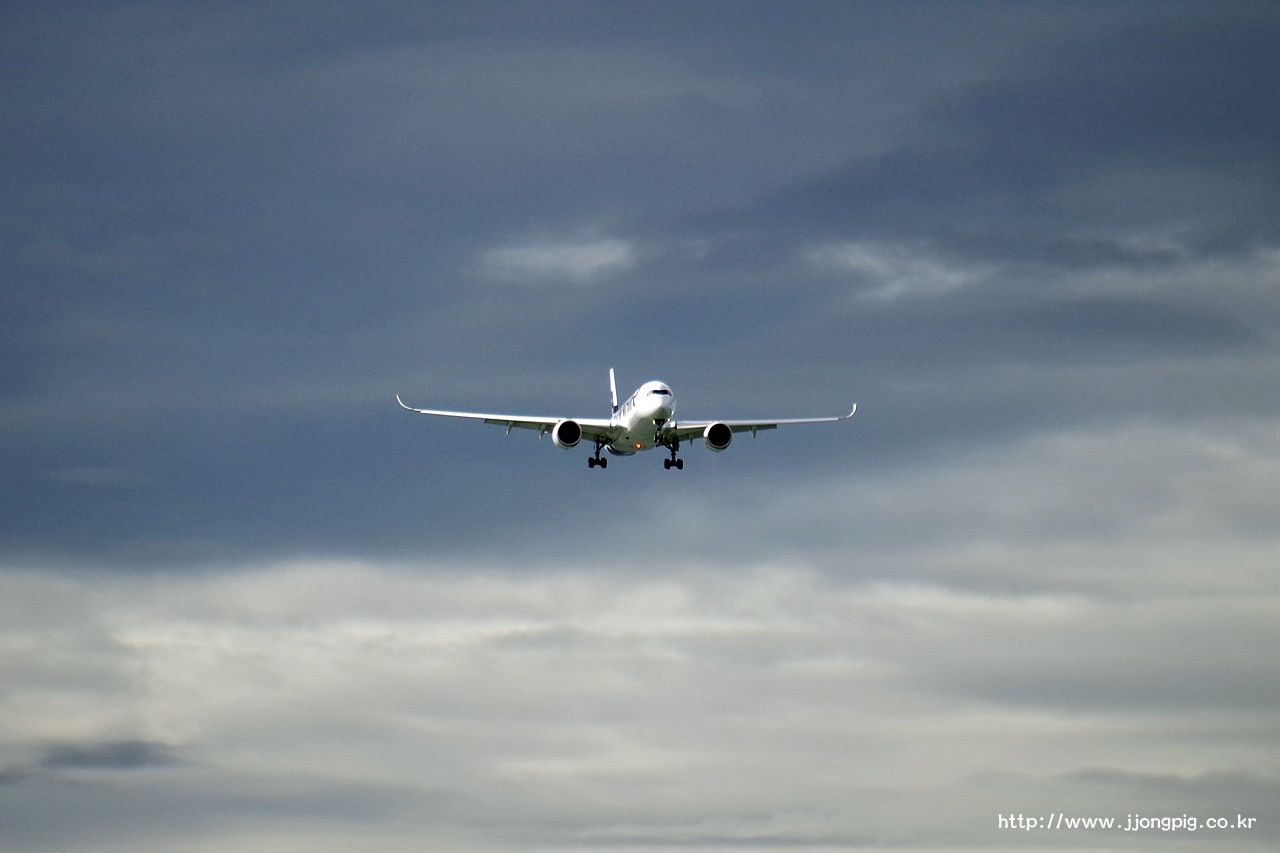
[588,437,608,469]
[659,436,683,470]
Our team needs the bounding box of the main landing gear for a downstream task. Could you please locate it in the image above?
[588,436,608,469]
[660,436,684,470]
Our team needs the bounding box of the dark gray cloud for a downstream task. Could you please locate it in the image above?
[2,1,1276,560]
[750,13,1280,246]
[40,739,178,770]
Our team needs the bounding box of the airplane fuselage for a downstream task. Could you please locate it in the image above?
[607,380,675,455]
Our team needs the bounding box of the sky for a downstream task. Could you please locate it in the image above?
[2,1,1280,850]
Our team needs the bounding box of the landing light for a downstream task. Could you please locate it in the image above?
[635,443,642,449]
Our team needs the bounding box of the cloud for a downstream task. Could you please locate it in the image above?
[663,419,1280,595]
[806,240,992,301]
[481,238,637,283]
[40,740,178,770]
[3,4,1280,849]
[3,408,1279,852]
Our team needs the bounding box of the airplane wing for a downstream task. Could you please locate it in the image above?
[396,396,622,442]
[664,403,856,443]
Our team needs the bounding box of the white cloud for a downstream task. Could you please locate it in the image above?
[1,533,1278,850]
[806,241,991,301]
[482,239,636,283]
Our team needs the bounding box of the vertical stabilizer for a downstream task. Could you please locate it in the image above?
[609,368,619,414]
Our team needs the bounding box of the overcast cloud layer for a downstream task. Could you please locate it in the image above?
[3,2,1279,850]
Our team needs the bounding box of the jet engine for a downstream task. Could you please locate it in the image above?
[551,419,582,448]
[703,422,732,452]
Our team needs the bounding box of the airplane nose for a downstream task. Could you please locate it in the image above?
[638,397,671,422]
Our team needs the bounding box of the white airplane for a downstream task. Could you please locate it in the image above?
[397,370,855,469]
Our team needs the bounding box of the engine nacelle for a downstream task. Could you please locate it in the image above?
[551,419,582,449]
[703,422,732,452]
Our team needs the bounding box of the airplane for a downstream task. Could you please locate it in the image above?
[397,370,856,469]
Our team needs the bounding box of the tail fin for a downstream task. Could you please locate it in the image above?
[609,368,619,414]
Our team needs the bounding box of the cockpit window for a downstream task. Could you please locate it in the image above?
[650,388,671,395]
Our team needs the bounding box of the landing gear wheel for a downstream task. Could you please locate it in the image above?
[588,457,596,468]
[675,458,683,470]
[599,457,607,468]
[664,458,672,469]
